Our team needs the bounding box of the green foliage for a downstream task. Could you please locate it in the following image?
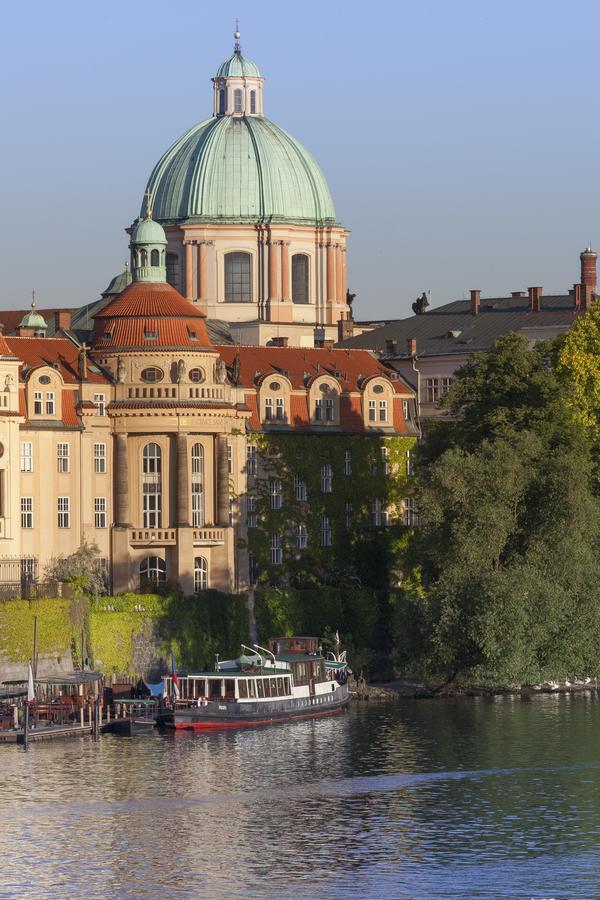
[0,598,86,663]
[44,540,107,599]
[400,332,600,686]
[247,433,415,590]
[558,303,600,445]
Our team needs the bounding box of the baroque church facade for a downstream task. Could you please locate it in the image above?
[0,36,417,595]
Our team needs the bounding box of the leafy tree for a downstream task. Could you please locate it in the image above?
[558,303,600,445]
[45,540,107,599]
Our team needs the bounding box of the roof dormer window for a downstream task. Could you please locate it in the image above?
[144,329,158,341]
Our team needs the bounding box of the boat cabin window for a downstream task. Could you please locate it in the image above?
[285,677,291,694]
[313,662,324,680]
[209,679,222,699]
[270,677,278,696]
[263,679,272,698]
[277,677,285,696]
[248,680,257,698]
[257,679,264,699]
[224,679,235,700]
[238,680,248,699]
[294,662,307,685]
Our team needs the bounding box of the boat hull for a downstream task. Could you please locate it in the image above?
[163,684,349,731]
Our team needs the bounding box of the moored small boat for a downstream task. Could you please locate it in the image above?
[159,637,350,731]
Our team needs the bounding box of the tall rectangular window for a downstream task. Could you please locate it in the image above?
[406,449,414,476]
[94,443,106,474]
[224,252,251,302]
[234,88,243,113]
[315,399,323,421]
[57,442,70,473]
[381,446,389,476]
[320,515,332,547]
[294,475,307,502]
[94,497,107,529]
[441,377,453,396]
[296,524,308,549]
[371,498,382,526]
[345,502,353,528]
[249,554,259,586]
[94,393,106,416]
[20,442,33,473]
[57,496,70,529]
[45,392,55,415]
[403,399,411,421]
[21,497,33,529]
[344,450,352,475]
[247,496,257,528]
[325,398,335,422]
[379,400,388,422]
[228,497,234,527]
[271,533,283,565]
[404,498,418,526]
[276,397,285,420]
[191,483,204,527]
[247,444,257,475]
[426,379,440,404]
[265,398,273,420]
[368,400,376,422]
[270,480,283,510]
[33,392,42,415]
[227,443,233,474]
[320,464,332,493]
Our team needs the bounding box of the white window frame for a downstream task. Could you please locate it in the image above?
[20,442,33,473]
[381,446,389,476]
[296,524,308,549]
[94,443,106,474]
[270,479,283,510]
[265,397,273,420]
[271,533,283,565]
[94,497,107,529]
[404,498,418,526]
[406,449,414,476]
[45,392,55,416]
[294,475,307,502]
[94,393,106,416]
[344,449,352,475]
[315,398,323,421]
[345,502,353,528]
[247,444,257,476]
[403,399,411,421]
[320,515,332,547]
[57,442,70,474]
[379,400,388,422]
[194,557,208,592]
[57,496,70,529]
[275,397,285,421]
[21,497,33,529]
[33,392,42,415]
[320,464,333,493]
[247,496,257,528]
[325,397,335,422]
[368,399,376,422]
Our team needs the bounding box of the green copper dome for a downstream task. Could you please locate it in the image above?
[131,215,167,245]
[215,50,261,78]
[20,304,47,332]
[142,116,338,226]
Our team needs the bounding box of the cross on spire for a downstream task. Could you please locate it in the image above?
[234,19,241,53]
[31,289,36,310]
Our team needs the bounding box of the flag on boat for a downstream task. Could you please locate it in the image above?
[171,651,180,700]
[27,662,35,703]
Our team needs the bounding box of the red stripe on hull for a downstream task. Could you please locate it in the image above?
[172,705,345,731]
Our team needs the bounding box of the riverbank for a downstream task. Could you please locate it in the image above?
[368,677,600,700]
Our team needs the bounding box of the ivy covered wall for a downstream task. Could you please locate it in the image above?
[246,433,416,588]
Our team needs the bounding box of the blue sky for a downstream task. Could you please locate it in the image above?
[1,0,599,318]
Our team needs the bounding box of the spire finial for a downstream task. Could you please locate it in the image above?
[144,189,153,218]
[234,19,241,53]
[31,289,36,310]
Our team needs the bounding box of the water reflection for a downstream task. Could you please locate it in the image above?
[1,696,600,897]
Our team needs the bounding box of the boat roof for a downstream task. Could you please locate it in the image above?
[2,672,102,687]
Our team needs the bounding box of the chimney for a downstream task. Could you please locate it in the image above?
[528,286,542,312]
[470,289,481,315]
[271,336,289,347]
[407,337,417,356]
[337,315,354,343]
[54,310,72,332]
[573,283,581,310]
[323,339,335,350]
[15,326,35,337]
[385,339,397,356]
[580,246,597,311]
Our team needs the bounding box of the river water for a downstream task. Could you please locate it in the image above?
[1,695,600,898]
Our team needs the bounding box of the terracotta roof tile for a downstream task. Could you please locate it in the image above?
[61,391,80,427]
[217,346,413,394]
[0,308,74,335]
[108,400,237,411]
[289,395,310,430]
[6,337,109,385]
[340,395,365,431]
[93,318,212,350]
[244,393,260,429]
[94,281,207,320]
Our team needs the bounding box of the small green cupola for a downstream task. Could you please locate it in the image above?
[19,291,47,336]
[130,192,168,283]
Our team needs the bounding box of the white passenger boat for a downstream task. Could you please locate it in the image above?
[160,636,350,730]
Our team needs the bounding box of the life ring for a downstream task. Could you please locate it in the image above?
[197,696,208,707]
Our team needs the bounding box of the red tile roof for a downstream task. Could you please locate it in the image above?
[5,337,110,384]
[92,282,212,349]
[217,346,413,394]
[18,386,81,427]
[0,308,74,335]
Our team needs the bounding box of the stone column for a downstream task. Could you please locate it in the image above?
[198,241,208,302]
[185,241,194,300]
[341,248,347,305]
[326,243,336,302]
[336,244,344,302]
[280,241,290,301]
[176,433,189,527]
[114,433,130,525]
[215,434,229,527]
[268,241,280,301]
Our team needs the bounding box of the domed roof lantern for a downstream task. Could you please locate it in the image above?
[19,291,47,336]
[130,192,168,283]
[212,25,265,118]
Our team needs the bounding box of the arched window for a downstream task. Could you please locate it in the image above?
[219,88,226,114]
[234,88,243,113]
[191,443,204,528]
[151,249,159,266]
[250,90,256,114]
[224,252,252,302]
[194,557,208,592]
[292,254,309,303]
[142,443,161,528]
[140,556,166,586]
[166,253,179,288]
[140,249,148,267]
